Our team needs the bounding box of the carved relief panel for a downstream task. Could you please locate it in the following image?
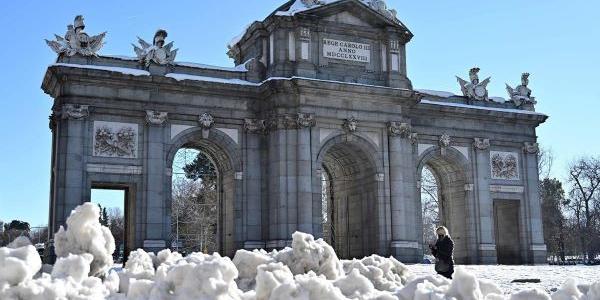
[490,151,519,180]
[93,121,139,158]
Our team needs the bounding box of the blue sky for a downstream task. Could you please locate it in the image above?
[0,0,598,226]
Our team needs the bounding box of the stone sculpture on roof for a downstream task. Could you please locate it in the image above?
[133,29,178,67]
[457,67,491,102]
[368,0,398,21]
[45,15,106,57]
[506,73,536,107]
[300,0,323,7]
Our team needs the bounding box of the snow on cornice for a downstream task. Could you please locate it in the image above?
[51,63,150,76]
[420,99,546,116]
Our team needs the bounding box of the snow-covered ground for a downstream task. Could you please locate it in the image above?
[408,264,600,295]
[2,203,600,299]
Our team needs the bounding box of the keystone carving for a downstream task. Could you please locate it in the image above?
[46,15,106,57]
[198,113,214,139]
[145,110,168,125]
[62,104,90,120]
[473,138,490,150]
[343,117,358,132]
[439,134,451,148]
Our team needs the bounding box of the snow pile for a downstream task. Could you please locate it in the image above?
[0,244,42,287]
[54,202,116,276]
[2,202,600,299]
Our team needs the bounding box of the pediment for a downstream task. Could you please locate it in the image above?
[322,11,371,27]
[287,0,411,33]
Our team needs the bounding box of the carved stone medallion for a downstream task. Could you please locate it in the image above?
[523,142,539,154]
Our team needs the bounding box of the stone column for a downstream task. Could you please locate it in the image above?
[56,104,90,232]
[244,119,266,249]
[297,114,315,234]
[143,111,168,252]
[388,122,419,262]
[522,142,547,263]
[473,138,497,264]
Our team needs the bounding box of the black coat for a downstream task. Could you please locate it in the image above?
[432,235,455,278]
[432,236,454,264]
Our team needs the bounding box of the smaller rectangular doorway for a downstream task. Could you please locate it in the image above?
[493,199,522,265]
[91,185,132,263]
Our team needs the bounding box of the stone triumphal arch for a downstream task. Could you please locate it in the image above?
[43,0,547,263]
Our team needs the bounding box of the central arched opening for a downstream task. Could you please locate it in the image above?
[167,130,239,256]
[171,148,219,254]
[418,148,470,263]
[320,140,378,259]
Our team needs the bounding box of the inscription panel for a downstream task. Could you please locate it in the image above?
[322,38,371,63]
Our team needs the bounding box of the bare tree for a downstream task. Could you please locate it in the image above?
[538,146,554,180]
[566,157,600,260]
[421,166,440,245]
[171,148,219,254]
[107,207,124,259]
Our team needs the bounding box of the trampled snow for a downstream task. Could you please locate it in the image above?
[1,203,599,299]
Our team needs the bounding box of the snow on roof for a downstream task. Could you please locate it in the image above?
[228,23,253,49]
[420,99,546,116]
[489,96,507,103]
[165,73,259,86]
[174,61,248,72]
[51,63,150,76]
[102,55,139,61]
[415,89,456,98]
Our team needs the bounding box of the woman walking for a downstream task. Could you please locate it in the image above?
[429,226,455,279]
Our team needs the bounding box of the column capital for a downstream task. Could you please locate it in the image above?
[473,138,490,151]
[62,104,90,120]
[388,121,411,138]
[297,113,316,128]
[244,118,267,134]
[266,113,315,130]
[145,110,168,126]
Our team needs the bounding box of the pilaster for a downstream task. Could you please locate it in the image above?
[388,121,419,262]
[473,138,497,264]
[143,110,168,252]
